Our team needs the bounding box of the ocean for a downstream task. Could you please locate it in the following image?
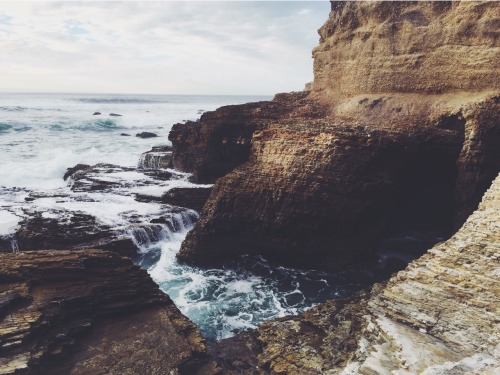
[0,92,373,340]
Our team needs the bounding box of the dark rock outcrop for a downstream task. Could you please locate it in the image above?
[0,249,215,374]
[66,164,135,192]
[63,164,91,181]
[136,132,158,138]
[8,212,137,258]
[210,173,500,374]
[174,0,500,270]
[162,187,213,212]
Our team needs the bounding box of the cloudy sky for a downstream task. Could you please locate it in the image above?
[0,1,330,95]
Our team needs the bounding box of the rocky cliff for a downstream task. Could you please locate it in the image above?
[312,1,499,100]
[210,173,500,374]
[0,250,215,374]
[173,0,500,269]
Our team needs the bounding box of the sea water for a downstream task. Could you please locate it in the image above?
[0,92,373,340]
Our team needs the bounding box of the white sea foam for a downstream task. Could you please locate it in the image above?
[0,210,20,235]
[0,92,267,189]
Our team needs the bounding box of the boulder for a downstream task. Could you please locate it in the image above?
[63,164,91,181]
[136,132,158,139]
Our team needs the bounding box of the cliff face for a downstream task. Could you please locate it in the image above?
[0,250,214,374]
[210,173,500,374]
[312,1,499,100]
[175,1,500,268]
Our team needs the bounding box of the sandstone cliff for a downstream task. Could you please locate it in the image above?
[0,250,214,374]
[312,1,499,100]
[173,0,500,269]
[210,173,500,374]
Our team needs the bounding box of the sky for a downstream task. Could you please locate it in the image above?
[0,1,331,95]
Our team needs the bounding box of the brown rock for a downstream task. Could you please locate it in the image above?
[312,1,499,101]
[11,212,137,258]
[174,0,500,270]
[0,249,214,374]
[210,173,500,374]
[168,91,324,183]
[138,146,173,170]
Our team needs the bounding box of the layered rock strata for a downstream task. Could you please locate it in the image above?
[210,173,500,374]
[173,0,500,269]
[169,92,326,184]
[0,249,214,375]
[311,1,500,101]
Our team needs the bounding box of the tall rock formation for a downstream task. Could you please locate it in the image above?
[173,0,500,269]
[209,173,500,374]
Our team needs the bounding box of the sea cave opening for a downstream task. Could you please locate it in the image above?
[378,145,462,268]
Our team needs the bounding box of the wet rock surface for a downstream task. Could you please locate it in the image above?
[0,249,214,375]
[1,160,199,257]
[162,187,213,212]
[138,145,173,170]
[9,212,137,257]
[136,131,158,138]
[210,174,500,374]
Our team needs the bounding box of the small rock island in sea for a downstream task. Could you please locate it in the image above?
[0,1,499,374]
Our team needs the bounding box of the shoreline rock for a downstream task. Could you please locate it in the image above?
[138,145,173,170]
[0,249,215,374]
[209,173,500,374]
[162,186,213,212]
[136,132,158,139]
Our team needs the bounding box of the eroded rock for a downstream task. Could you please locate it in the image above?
[210,173,500,374]
[0,249,214,374]
[138,146,173,170]
[168,91,325,184]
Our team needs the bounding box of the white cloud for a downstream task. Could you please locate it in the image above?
[0,1,330,95]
